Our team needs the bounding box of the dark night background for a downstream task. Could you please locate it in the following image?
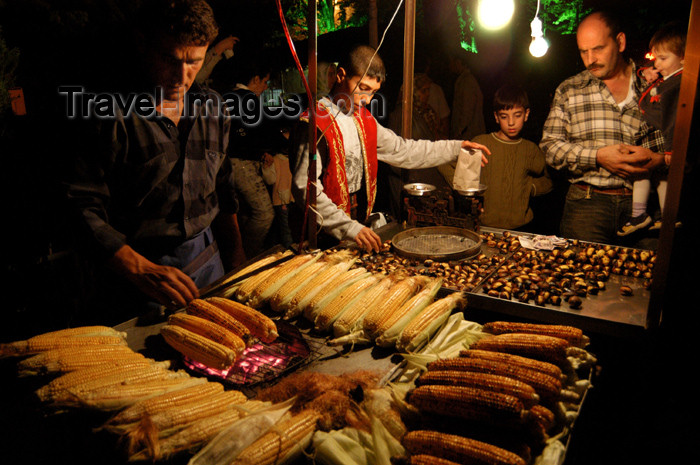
[0,1,698,464]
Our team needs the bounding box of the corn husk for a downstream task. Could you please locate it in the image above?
[244,253,322,308]
[302,268,373,324]
[218,250,294,296]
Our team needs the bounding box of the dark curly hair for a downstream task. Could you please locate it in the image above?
[139,0,219,46]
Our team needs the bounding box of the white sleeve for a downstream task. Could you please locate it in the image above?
[376,122,462,167]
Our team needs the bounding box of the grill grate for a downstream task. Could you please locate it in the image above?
[392,226,482,261]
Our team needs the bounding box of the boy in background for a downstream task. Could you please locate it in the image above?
[475,84,552,230]
[618,21,685,235]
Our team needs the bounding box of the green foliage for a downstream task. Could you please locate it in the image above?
[0,26,20,116]
[534,0,590,36]
[283,0,368,40]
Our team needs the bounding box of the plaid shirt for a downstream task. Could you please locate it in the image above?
[540,62,664,188]
[64,84,236,260]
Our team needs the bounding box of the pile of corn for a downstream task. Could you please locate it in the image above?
[2,325,325,464]
[160,297,278,370]
[219,249,470,353]
[399,322,594,465]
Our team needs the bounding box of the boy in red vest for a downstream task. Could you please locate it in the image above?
[291,45,490,252]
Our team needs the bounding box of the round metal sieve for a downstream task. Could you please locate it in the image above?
[391,226,482,261]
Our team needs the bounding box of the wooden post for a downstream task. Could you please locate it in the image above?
[306,0,318,250]
[401,0,416,140]
[646,0,699,329]
[369,0,378,48]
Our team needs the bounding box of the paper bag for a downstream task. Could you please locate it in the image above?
[452,148,482,191]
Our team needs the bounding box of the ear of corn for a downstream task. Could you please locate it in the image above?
[167,313,246,355]
[402,430,527,465]
[230,265,281,301]
[243,253,320,308]
[283,259,357,319]
[302,267,371,323]
[103,381,225,428]
[160,324,239,370]
[396,292,468,352]
[205,297,279,343]
[230,409,320,465]
[17,345,147,376]
[406,384,527,425]
[528,404,555,433]
[185,299,252,343]
[73,376,208,411]
[469,333,571,366]
[416,370,540,409]
[409,454,463,465]
[318,274,392,334]
[267,260,331,313]
[458,349,563,380]
[1,334,128,358]
[482,321,588,348]
[219,250,294,295]
[371,277,442,347]
[361,275,427,340]
[426,357,562,401]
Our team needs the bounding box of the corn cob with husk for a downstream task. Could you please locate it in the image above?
[160,324,240,370]
[407,384,528,424]
[458,349,563,380]
[396,292,468,352]
[71,376,208,411]
[1,330,128,358]
[185,299,252,343]
[426,357,562,401]
[219,250,294,297]
[230,265,282,302]
[302,266,372,323]
[230,409,320,465]
[402,430,527,465]
[279,258,357,319]
[469,333,571,366]
[373,278,443,348]
[205,297,278,343]
[315,274,390,334]
[240,253,321,308]
[102,381,225,430]
[36,361,185,404]
[482,321,589,348]
[416,370,540,408]
[167,313,246,354]
[17,344,147,377]
[128,400,268,462]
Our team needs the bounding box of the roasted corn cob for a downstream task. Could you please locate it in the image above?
[416,370,540,408]
[230,409,320,465]
[326,274,397,335]
[469,333,571,366]
[402,430,527,465]
[312,274,383,332]
[218,250,294,294]
[185,299,252,343]
[281,258,357,319]
[361,275,426,340]
[205,297,278,343]
[529,404,555,433]
[426,357,562,400]
[396,292,468,352]
[231,265,281,302]
[407,384,527,424]
[167,313,246,354]
[103,381,225,429]
[266,260,331,312]
[409,455,461,465]
[482,321,589,348]
[459,349,563,380]
[160,324,239,370]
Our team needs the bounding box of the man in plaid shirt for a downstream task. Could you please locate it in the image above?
[540,10,665,244]
[64,0,244,323]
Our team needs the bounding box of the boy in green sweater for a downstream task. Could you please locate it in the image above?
[475,84,552,230]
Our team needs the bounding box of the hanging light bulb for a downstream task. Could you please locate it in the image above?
[529,16,549,57]
[477,0,514,30]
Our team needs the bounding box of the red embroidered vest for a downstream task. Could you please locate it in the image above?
[302,103,378,220]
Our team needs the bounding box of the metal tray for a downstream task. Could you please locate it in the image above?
[391,226,482,261]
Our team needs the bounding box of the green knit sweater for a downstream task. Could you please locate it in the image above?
[475,132,553,229]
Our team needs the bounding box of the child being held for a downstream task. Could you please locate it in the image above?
[473,84,552,230]
[618,21,685,236]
